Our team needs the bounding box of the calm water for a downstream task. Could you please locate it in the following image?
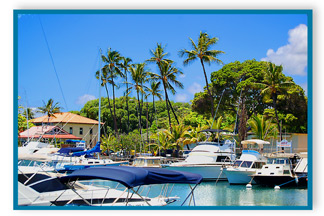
[86,180,308,206]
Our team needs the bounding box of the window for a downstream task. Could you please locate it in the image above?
[79,128,83,135]
[69,127,73,134]
[216,156,230,162]
[90,128,93,135]
[241,161,253,168]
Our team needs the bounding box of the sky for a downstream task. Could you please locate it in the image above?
[17,12,309,113]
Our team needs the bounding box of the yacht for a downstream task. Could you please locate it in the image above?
[222,150,267,184]
[252,154,307,188]
[162,140,236,180]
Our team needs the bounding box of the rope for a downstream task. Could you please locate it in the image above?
[38,15,68,111]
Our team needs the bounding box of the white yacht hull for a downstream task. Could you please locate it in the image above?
[222,169,256,184]
[164,164,227,180]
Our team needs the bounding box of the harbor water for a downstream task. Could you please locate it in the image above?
[85,180,308,206]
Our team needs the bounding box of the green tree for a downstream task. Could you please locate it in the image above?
[23,108,35,119]
[179,31,225,117]
[165,123,189,155]
[253,62,293,138]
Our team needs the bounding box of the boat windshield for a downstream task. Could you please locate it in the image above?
[133,158,145,166]
[146,159,161,166]
[240,161,253,168]
[267,158,290,165]
[233,160,242,167]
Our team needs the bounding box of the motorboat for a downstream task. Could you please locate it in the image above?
[222,150,267,184]
[18,166,202,206]
[162,140,236,180]
[252,153,307,188]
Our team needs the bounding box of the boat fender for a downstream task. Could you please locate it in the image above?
[246,183,252,189]
[295,176,299,184]
[274,185,280,190]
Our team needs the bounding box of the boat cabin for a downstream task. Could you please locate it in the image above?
[132,157,164,168]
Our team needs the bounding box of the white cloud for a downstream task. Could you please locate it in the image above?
[179,74,186,78]
[261,24,307,76]
[188,82,203,95]
[175,93,188,102]
[76,94,96,105]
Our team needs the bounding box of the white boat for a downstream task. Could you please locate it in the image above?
[252,154,307,188]
[162,140,236,180]
[18,166,202,206]
[222,150,267,184]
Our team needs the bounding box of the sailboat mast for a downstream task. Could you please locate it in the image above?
[98,49,102,143]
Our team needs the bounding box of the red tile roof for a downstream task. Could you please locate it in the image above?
[31,112,104,125]
[18,126,82,140]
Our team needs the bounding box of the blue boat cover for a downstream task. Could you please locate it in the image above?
[72,141,101,156]
[66,140,85,143]
[59,166,203,188]
[57,147,85,155]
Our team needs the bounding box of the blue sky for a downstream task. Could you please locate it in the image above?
[17,12,309,113]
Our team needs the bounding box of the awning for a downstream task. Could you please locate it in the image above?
[241,139,270,145]
[59,166,203,188]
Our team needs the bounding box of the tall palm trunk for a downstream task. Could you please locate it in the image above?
[125,71,130,134]
[162,81,172,133]
[167,98,180,124]
[104,84,114,125]
[200,59,214,117]
[111,76,118,136]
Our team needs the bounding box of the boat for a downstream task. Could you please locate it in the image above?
[54,141,129,172]
[18,166,202,206]
[162,135,236,181]
[251,153,307,188]
[222,150,267,184]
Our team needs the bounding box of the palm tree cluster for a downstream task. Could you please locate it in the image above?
[95,43,185,152]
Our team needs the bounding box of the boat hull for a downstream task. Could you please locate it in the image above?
[223,169,256,184]
[164,165,227,181]
[253,175,307,188]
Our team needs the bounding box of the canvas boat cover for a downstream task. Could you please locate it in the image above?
[72,141,101,156]
[57,147,85,156]
[59,166,203,188]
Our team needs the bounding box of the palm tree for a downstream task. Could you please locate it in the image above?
[183,124,209,147]
[248,115,278,141]
[179,32,225,117]
[253,62,293,138]
[164,123,189,156]
[146,43,184,132]
[149,130,173,155]
[127,63,149,136]
[37,98,62,125]
[101,48,123,136]
[23,108,35,119]
[120,57,133,133]
[147,81,163,126]
[206,116,224,141]
[149,62,184,131]
[100,134,116,155]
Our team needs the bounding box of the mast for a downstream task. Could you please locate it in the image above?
[98,49,102,144]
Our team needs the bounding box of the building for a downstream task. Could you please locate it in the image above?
[30,112,104,148]
[18,125,82,145]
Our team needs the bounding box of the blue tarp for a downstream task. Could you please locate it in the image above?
[57,147,85,156]
[59,166,203,188]
[72,141,101,157]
